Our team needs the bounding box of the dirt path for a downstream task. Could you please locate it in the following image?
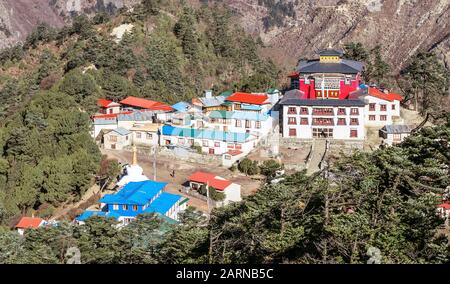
[307,140,326,175]
[51,184,100,221]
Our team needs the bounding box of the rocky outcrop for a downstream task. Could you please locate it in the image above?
[0,0,139,49]
[223,0,450,71]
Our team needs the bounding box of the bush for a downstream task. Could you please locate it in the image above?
[259,159,283,180]
[238,158,259,176]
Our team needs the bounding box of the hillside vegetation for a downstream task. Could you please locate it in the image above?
[0,1,280,225]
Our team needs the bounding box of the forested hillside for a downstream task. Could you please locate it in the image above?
[0,1,280,226]
[0,117,449,263]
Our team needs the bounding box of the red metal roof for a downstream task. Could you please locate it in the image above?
[226,92,269,105]
[438,203,450,210]
[188,172,232,191]
[368,87,403,102]
[120,96,173,111]
[287,71,299,77]
[15,217,44,229]
[97,99,120,108]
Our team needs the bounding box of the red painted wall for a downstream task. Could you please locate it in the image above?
[293,75,361,100]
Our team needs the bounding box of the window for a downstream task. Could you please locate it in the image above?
[337,108,346,115]
[291,78,299,89]
[380,104,387,111]
[178,138,185,144]
[312,108,333,116]
[235,144,242,150]
[380,115,387,121]
[369,115,375,121]
[235,120,242,127]
[350,118,359,125]
[289,128,297,137]
[337,118,346,125]
[350,108,359,115]
[214,142,220,147]
[146,133,153,139]
[300,118,308,125]
[300,107,308,115]
[109,135,117,142]
[369,103,376,111]
[288,107,297,114]
[344,76,351,85]
[136,132,142,139]
[393,134,401,140]
[227,143,234,149]
[392,104,396,110]
[312,118,334,126]
[123,205,129,211]
[125,135,129,141]
[255,121,261,129]
[188,139,194,145]
[288,117,297,125]
[202,140,209,147]
[313,128,333,138]
[314,77,340,90]
[113,204,119,210]
[245,120,251,128]
[350,129,358,138]
[132,205,138,211]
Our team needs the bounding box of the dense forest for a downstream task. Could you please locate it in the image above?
[0,116,449,263]
[0,1,280,226]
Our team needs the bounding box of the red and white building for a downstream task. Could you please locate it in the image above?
[281,49,405,140]
[363,87,402,126]
[187,171,242,205]
[437,202,450,219]
[15,217,47,236]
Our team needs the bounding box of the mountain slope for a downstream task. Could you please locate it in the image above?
[219,0,450,71]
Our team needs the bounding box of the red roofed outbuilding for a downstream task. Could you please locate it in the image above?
[15,217,46,235]
[187,171,241,205]
[437,202,450,219]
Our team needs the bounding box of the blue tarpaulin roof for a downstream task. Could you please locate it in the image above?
[99,180,167,205]
[162,125,250,143]
[144,193,183,215]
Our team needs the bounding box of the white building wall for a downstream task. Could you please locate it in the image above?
[222,183,242,205]
[132,131,159,146]
[282,105,365,140]
[104,133,132,150]
[364,96,400,127]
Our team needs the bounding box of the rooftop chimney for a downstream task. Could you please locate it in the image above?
[205,90,213,98]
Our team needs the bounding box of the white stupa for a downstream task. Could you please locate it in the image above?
[117,145,149,187]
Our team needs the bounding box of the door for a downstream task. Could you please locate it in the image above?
[209,148,215,155]
[111,144,116,150]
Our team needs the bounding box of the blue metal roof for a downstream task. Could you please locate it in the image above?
[162,125,250,143]
[112,127,131,136]
[144,193,183,215]
[76,210,121,221]
[99,180,167,205]
[172,101,191,112]
[208,110,269,121]
[240,104,262,111]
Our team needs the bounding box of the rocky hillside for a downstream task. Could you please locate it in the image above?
[0,0,139,49]
[219,0,450,72]
[1,0,449,72]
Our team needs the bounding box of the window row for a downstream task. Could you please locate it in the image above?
[288,128,359,138]
[369,103,395,111]
[287,117,359,125]
[368,115,387,121]
[135,132,153,139]
[287,107,360,115]
[112,204,139,211]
